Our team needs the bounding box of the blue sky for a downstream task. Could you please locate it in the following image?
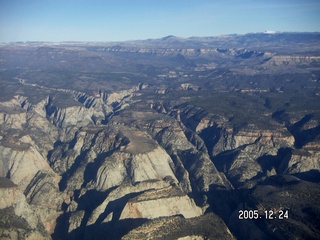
[0,0,320,42]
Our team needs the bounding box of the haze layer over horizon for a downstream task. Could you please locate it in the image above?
[1,0,320,42]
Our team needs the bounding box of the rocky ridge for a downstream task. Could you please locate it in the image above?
[1,83,319,239]
[1,86,320,239]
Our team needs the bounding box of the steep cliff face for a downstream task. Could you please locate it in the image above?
[286,141,320,174]
[0,178,50,240]
[125,145,178,184]
[0,126,65,235]
[49,106,95,128]
[209,126,295,186]
[24,171,64,212]
[120,186,202,220]
[0,139,56,191]
[159,103,319,190]
[211,126,294,155]
[136,111,230,192]
[262,55,320,71]
[0,99,28,129]
[16,79,146,128]
[103,46,269,63]
[86,180,172,226]
[93,152,128,192]
[0,97,66,237]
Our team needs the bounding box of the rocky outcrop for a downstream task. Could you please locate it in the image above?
[50,124,183,235]
[0,177,50,240]
[263,55,320,67]
[48,105,95,128]
[15,78,146,128]
[92,140,177,192]
[126,145,178,184]
[0,98,28,129]
[140,113,229,192]
[166,103,299,186]
[86,180,172,226]
[205,125,294,156]
[120,186,202,220]
[0,130,64,235]
[210,126,295,186]
[93,152,128,192]
[0,139,56,191]
[49,126,129,191]
[285,141,320,174]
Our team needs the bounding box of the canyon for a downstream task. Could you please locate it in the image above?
[0,32,320,239]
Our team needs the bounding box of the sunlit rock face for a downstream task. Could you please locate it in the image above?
[285,142,320,174]
[119,186,202,220]
[0,178,51,240]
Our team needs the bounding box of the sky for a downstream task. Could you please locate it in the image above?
[0,0,320,42]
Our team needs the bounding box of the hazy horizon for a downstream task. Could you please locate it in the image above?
[2,31,320,44]
[1,0,320,43]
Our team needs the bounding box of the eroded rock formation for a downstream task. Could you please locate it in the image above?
[1,34,319,239]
